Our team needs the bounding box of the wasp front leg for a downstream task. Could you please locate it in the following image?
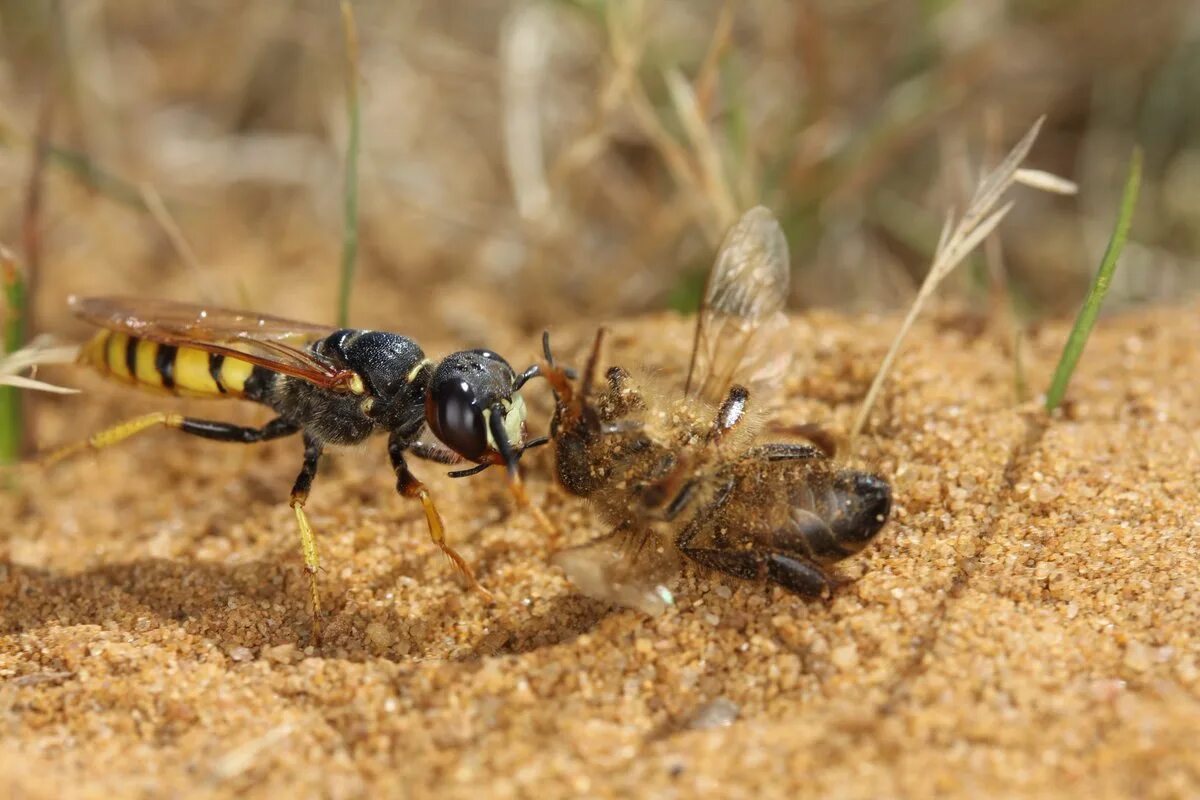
[387,432,494,603]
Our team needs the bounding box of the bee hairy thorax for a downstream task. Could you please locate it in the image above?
[562,377,746,527]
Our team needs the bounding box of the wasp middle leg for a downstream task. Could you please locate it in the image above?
[288,434,326,642]
[388,431,494,603]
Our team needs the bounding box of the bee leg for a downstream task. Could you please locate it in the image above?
[677,544,832,599]
[605,366,646,415]
[675,516,833,599]
[41,413,299,465]
[606,366,631,391]
[747,442,826,461]
[674,515,759,580]
[288,435,326,644]
[762,553,834,597]
[764,422,841,459]
[708,385,750,444]
[388,434,495,604]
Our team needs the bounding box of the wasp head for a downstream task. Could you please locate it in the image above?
[425,349,529,475]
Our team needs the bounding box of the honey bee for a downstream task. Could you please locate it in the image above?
[541,207,892,614]
[49,296,553,638]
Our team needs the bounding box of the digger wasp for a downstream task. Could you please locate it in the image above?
[541,207,892,614]
[49,296,553,638]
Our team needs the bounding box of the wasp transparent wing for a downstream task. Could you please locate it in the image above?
[552,525,681,616]
[684,206,792,407]
[69,295,349,388]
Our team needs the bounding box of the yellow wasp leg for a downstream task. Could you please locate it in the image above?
[392,465,494,603]
[413,479,494,604]
[389,432,494,602]
[505,471,561,547]
[289,437,326,643]
[41,411,185,466]
[43,412,320,639]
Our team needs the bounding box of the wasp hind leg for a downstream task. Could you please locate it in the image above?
[40,413,326,638]
[41,413,299,465]
[388,432,495,604]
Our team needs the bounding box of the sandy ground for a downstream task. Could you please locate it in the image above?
[1,303,1198,799]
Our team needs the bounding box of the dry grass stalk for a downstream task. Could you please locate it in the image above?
[139,183,222,304]
[0,336,80,394]
[851,116,1049,439]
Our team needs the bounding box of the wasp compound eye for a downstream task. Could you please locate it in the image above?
[427,349,522,461]
[432,378,488,461]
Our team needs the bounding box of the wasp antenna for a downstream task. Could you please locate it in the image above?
[487,402,520,480]
[448,462,491,478]
[512,363,543,391]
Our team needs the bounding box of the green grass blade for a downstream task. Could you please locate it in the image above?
[0,256,27,466]
[336,0,362,328]
[1044,146,1142,413]
[48,144,148,210]
[1,120,164,213]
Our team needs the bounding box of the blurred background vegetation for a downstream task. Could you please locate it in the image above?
[0,0,1196,348]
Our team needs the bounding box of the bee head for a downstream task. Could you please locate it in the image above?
[542,330,613,497]
[425,349,528,471]
[541,329,604,441]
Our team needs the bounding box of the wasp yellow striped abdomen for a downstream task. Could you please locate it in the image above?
[53,295,555,641]
[80,329,256,397]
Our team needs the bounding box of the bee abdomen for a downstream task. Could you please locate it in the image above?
[782,470,892,563]
[80,329,256,398]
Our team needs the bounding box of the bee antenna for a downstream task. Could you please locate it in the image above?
[540,331,578,402]
[579,327,607,401]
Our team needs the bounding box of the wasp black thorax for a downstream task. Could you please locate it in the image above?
[265,329,429,447]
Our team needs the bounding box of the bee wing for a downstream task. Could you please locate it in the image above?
[69,295,350,389]
[684,206,792,406]
[551,525,681,616]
